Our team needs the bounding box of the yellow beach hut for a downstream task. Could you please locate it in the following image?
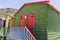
[5,14,14,34]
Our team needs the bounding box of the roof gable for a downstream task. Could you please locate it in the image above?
[14,1,60,16]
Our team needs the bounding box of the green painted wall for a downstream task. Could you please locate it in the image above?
[47,6,60,40]
[59,14,60,24]
[14,3,60,40]
[14,4,47,27]
[14,4,48,40]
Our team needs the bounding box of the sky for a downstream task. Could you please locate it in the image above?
[0,0,60,11]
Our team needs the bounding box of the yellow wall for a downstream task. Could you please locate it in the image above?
[11,18,14,27]
[5,15,11,34]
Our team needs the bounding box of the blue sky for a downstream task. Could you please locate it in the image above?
[0,0,60,11]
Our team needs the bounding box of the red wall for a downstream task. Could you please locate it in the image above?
[19,15,24,27]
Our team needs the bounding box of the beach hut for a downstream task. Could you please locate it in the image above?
[14,1,60,40]
[5,14,14,34]
[0,18,5,40]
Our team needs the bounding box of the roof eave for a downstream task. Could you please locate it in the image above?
[46,3,60,14]
[14,1,48,16]
[14,1,60,16]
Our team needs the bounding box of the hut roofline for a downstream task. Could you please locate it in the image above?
[14,1,60,16]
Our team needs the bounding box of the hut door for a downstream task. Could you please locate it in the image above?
[26,12,34,34]
[19,15,24,27]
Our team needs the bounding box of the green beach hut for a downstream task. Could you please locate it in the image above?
[14,1,60,40]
